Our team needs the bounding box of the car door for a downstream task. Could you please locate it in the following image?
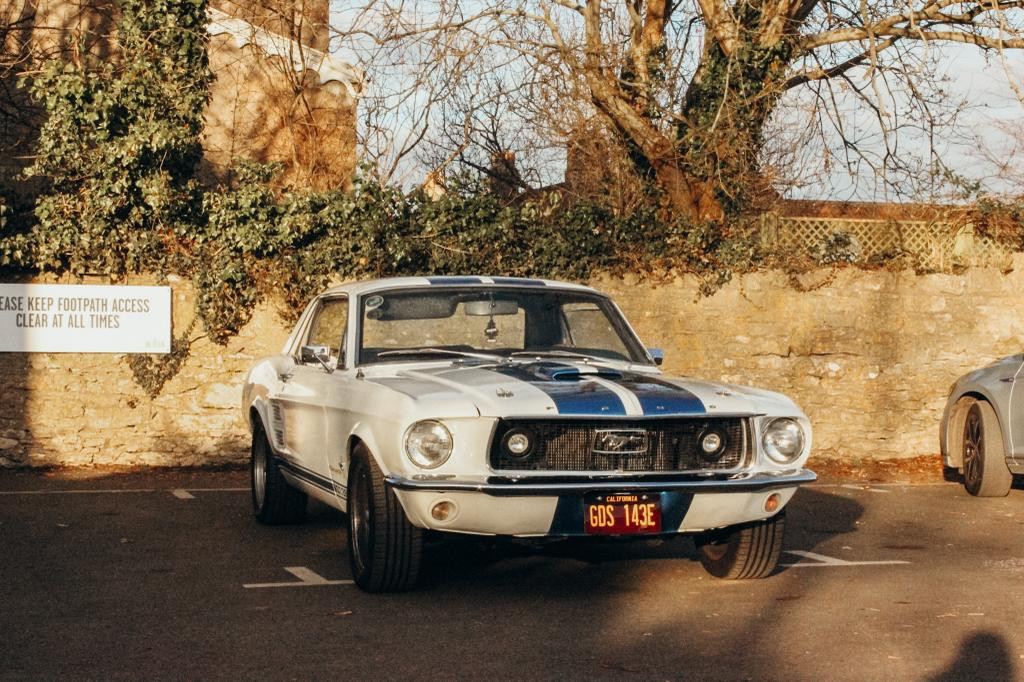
[1008,356,1024,464]
[273,296,348,487]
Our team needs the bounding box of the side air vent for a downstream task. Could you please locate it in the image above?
[270,401,286,450]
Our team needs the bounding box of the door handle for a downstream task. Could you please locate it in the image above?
[999,377,1015,383]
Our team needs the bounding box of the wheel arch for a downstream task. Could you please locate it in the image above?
[248,398,272,439]
[343,424,391,476]
[945,391,1009,469]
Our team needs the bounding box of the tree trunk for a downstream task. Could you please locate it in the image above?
[672,37,793,217]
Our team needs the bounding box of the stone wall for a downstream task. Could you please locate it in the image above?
[0,274,289,467]
[3,261,1024,468]
[1,0,355,199]
[595,257,1024,461]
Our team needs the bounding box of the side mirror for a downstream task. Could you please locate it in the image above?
[647,348,664,366]
[300,344,334,373]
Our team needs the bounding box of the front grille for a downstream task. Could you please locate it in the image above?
[489,418,750,472]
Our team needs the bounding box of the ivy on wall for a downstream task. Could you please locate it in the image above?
[10,0,211,278]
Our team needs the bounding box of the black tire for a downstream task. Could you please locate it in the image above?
[694,510,786,580]
[962,399,1012,497]
[347,446,423,592]
[250,423,308,524]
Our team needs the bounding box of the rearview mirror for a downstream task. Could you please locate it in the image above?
[464,299,519,316]
[647,348,664,366]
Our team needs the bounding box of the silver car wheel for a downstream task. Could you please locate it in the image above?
[252,436,267,510]
[962,403,983,488]
[961,399,1012,497]
[349,459,372,575]
[250,425,307,524]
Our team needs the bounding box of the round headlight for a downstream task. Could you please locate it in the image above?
[502,428,535,458]
[404,420,453,469]
[762,418,805,464]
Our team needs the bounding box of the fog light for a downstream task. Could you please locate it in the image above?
[764,493,781,513]
[502,428,535,458]
[698,428,728,462]
[431,500,456,521]
[701,432,722,453]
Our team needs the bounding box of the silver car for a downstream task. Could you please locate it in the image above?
[940,354,1024,496]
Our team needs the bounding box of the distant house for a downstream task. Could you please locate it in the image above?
[0,0,360,196]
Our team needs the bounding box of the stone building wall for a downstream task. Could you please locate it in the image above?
[203,32,357,190]
[0,0,357,197]
[3,261,1024,468]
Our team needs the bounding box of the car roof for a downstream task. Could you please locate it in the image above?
[319,276,600,298]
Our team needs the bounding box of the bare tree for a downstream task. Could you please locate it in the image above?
[337,1,1024,218]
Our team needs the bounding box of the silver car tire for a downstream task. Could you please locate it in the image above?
[694,509,785,580]
[962,399,1012,497]
[347,445,423,592]
[251,424,308,524]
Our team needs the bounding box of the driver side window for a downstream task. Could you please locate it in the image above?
[305,297,348,367]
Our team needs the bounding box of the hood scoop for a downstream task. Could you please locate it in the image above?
[528,362,623,382]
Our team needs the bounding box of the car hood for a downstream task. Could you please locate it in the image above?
[365,360,799,418]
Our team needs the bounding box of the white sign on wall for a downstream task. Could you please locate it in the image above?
[0,284,171,353]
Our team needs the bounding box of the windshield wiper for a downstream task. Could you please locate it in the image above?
[376,348,501,361]
[509,350,600,361]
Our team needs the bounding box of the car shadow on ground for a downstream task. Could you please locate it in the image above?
[927,631,1017,680]
[418,487,865,589]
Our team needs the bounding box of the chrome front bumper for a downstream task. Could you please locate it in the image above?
[385,468,816,496]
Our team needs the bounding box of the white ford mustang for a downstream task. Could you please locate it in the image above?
[242,276,815,591]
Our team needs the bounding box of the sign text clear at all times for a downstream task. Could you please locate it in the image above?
[0,284,171,353]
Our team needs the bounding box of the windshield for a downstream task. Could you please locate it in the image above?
[357,286,648,365]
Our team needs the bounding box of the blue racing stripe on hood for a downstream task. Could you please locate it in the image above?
[488,364,626,416]
[610,373,706,415]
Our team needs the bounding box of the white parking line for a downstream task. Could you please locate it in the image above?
[171,489,195,499]
[782,550,910,567]
[244,566,353,588]
[839,484,892,493]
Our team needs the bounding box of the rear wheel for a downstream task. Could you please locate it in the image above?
[962,399,1012,497]
[347,446,423,592]
[694,510,786,580]
[250,424,307,524]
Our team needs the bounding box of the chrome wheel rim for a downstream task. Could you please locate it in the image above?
[963,404,983,485]
[350,464,372,572]
[252,437,267,510]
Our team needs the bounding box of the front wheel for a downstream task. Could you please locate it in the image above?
[347,446,423,592]
[694,510,786,580]
[250,424,307,525]
[962,399,1012,497]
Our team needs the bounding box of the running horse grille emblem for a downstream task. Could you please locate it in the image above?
[592,429,650,455]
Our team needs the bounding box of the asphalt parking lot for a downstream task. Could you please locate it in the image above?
[1,470,1023,681]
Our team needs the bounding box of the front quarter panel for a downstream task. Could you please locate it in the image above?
[942,355,1023,468]
[243,356,291,436]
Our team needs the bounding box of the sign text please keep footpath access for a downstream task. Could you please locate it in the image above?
[0,284,171,353]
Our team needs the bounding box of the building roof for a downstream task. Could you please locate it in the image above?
[206,7,363,97]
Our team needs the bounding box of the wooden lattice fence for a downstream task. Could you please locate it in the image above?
[761,214,1016,270]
